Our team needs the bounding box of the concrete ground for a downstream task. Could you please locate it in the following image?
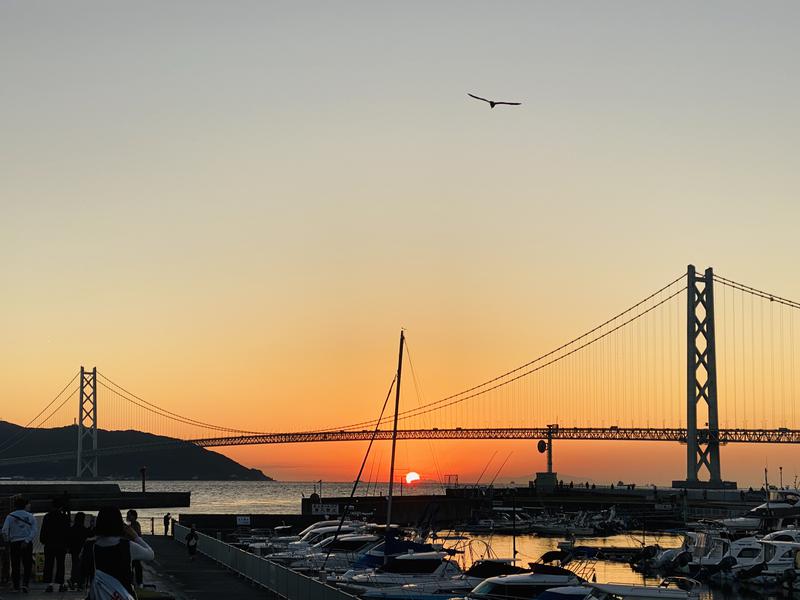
[142,535,278,600]
[0,536,272,600]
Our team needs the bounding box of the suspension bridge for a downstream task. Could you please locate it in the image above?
[2,265,800,489]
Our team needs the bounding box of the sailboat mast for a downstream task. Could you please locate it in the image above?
[385,330,405,543]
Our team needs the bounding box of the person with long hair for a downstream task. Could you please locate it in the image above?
[90,507,153,599]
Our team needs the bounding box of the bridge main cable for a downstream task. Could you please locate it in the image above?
[97,373,270,436]
[713,273,800,311]
[323,273,688,432]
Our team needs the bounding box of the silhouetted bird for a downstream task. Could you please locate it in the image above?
[468,93,521,109]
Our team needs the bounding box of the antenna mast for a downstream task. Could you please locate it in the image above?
[385,330,405,560]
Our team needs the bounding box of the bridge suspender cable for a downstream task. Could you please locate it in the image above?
[96,373,267,435]
[320,374,396,572]
[713,274,800,311]
[0,372,79,455]
[325,277,688,432]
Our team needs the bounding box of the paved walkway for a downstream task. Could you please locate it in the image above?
[143,536,278,600]
[0,584,84,600]
[0,536,272,600]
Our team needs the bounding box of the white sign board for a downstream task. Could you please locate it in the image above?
[311,503,340,516]
[236,515,251,526]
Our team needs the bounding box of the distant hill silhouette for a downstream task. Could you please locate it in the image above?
[0,421,271,481]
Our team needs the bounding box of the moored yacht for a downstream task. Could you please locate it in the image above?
[716,491,800,534]
[358,558,530,599]
[736,539,800,585]
[538,577,701,600]
[333,551,462,595]
[458,564,584,599]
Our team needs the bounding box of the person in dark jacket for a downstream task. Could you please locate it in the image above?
[185,525,198,560]
[126,510,143,588]
[41,497,71,593]
[0,527,9,586]
[68,512,91,590]
[91,507,154,598]
[79,535,96,590]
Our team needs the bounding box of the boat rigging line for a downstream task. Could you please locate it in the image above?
[320,373,396,571]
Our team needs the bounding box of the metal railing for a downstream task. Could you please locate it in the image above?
[172,523,357,600]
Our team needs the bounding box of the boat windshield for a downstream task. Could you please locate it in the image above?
[325,538,374,552]
[470,581,558,599]
[736,547,760,559]
[378,558,443,574]
[764,545,778,562]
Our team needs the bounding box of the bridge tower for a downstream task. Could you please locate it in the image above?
[673,266,732,489]
[76,366,98,478]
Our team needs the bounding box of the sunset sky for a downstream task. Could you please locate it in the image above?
[2,2,799,487]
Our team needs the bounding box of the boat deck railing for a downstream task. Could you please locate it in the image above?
[172,522,358,600]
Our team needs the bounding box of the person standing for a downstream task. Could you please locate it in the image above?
[162,513,171,536]
[68,512,91,590]
[41,497,71,593]
[1,523,10,586]
[125,510,143,588]
[91,507,154,599]
[1,497,37,593]
[185,525,198,560]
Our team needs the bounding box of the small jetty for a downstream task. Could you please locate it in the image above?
[0,482,190,513]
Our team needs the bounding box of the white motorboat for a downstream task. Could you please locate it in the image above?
[334,551,462,595]
[589,578,701,599]
[682,533,729,577]
[248,523,361,556]
[539,578,701,600]
[702,536,762,580]
[461,565,583,599]
[716,491,800,534]
[357,558,529,599]
[737,540,800,585]
[531,509,623,537]
[631,533,694,574]
[287,533,383,572]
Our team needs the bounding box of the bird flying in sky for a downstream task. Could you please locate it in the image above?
[468,93,521,109]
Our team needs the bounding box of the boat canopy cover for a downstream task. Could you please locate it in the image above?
[529,562,580,578]
[464,559,529,578]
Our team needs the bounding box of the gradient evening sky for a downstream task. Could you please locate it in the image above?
[2,2,799,486]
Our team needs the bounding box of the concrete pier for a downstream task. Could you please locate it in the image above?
[144,535,279,600]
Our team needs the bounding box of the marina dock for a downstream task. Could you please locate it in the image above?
[144,535,281,600]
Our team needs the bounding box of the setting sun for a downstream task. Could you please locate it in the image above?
[405,471,420,484]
